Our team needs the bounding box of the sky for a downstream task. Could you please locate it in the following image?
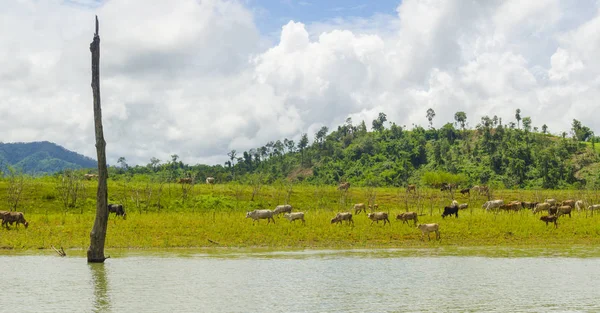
[1,0,600,166]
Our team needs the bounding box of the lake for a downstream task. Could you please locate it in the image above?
[1,248,599,312]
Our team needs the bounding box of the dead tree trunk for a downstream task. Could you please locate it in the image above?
[87,16,109,263]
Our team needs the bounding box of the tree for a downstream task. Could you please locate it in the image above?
[522,117,532,132]
[571,119,593,142]
[515,108,521,129]
[454,111,467,130]
[117,157,128,171]
[426,108,436,128]
[227,150,237,180]
[542,124,548,134]
[298,133,309,166]
[88,16,109,263]
[148,157,161,172]
[315,126,328,146]
[6,167,26,212]
[283,138,295,153]
[371,112,387,132]
[56,169,86,214]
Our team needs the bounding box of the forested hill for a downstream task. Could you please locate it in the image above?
[116,113,600,190]
[0,141,96,175]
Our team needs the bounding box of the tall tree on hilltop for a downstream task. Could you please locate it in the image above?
[426,108,436,128]
[515,108,521,129]
[298,133,309,166]
[454,111,467,130]
[372,112,387,132]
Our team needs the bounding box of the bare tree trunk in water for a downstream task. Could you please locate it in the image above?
[87,16,109,263]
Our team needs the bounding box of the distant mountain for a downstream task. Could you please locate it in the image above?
[0,141,96,175]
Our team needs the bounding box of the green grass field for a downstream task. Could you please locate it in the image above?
[1,179,600,251]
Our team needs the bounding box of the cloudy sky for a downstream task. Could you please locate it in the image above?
[1,0,599,166]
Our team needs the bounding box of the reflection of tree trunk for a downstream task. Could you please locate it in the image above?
[87,16,109,263]
[89,263,111,312]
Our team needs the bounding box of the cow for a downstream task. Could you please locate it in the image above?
[545,199,558,206]
[177,177,193,184]
[458,203,469,210]
[396,212,418,226]
[561,200,576,209]
[84,173,98,180]
[540,215,558,228]
[500,201,521,212]
[246,210,275,224]
[331,212,353,225]
[471,185,480,193]
[417,223,440,241]
[353,203,367,215]
[533,202,551,214]
[108,204,127,219]
[451,200,459,208]
[440,183,456,192]
[406,184,416,193]
[337,182,350,191]
[521,201,538,210]
[556,206,572,218]
[273,204,292,216]
[205,177,215,184]
[367,212,390,225]
[441,206,459,218]
[588,204,600,212]
[575,200,585,211]
[482,200,504,211]
[459,188,470,196]
[368,204,379,212]
[478,185,489,195]
[283,212,305,224]
[1,211,29,229]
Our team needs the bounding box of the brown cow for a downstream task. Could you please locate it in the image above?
[337,182,350,191]
[540,215,558,228]
[353,203,367,215]
[406,184,416,193]
[1,211,29,229]
[178,177,193,184]
[331,212,353,225]
[556,205,572,218]
[396,212,418,226]
[367,212,390,225]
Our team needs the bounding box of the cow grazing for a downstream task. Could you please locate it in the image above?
[368,204,379,212]
[406,184,416,193]
[561,200,575,209]
[273,204,292,216]
[367,212,390,225]
[108,204,126,219]
[441,206,459,218]
[417,223,440,241]
[588,204,600,212]
[556,206,572,218]
[533,202,551,214]
[331,212,353,225]
[246,210,275,224]
[460,188,470,196]
[353,203,367,215]
[83,173,98,180]
[283,212,305,224]
[205,177,215,184]
[540,215,558,228]
[337,182,350,191]
[396,212,418,226]
[440,183,456,192]
[575,200,585,211]
[451,200,459,208]
[545,199,557,206]
[521,201,538,210]
[178,177,193,184]
[458,203,469,210]
[482,200,504,211]
[1,211,29,229]
[500,201,521,212]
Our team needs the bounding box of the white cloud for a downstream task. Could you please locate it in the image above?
[1,0,600,166]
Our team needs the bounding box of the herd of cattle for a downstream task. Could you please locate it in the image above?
[245,193,600,240]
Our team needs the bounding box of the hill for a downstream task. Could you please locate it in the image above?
[0,141,96,175]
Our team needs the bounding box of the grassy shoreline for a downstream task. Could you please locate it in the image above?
[1,181,600,252]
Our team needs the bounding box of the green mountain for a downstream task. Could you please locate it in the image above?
[0,141,96,175]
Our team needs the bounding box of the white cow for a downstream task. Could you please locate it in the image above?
[482,200,504,211]
[273,204,293,216]
[246,210,275,224]
[417,223,440,241]
[283,212,305,224]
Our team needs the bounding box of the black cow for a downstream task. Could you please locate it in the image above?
[108,204,127,219]
[441,206,459,218]
[459,188,470,195]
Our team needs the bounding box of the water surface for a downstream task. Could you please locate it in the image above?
[1,248,599,312]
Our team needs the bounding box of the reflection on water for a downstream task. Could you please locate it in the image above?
[1,249,600,312]
[90,263,110,313]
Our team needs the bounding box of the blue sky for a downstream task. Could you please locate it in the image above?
[249,0,401,34]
